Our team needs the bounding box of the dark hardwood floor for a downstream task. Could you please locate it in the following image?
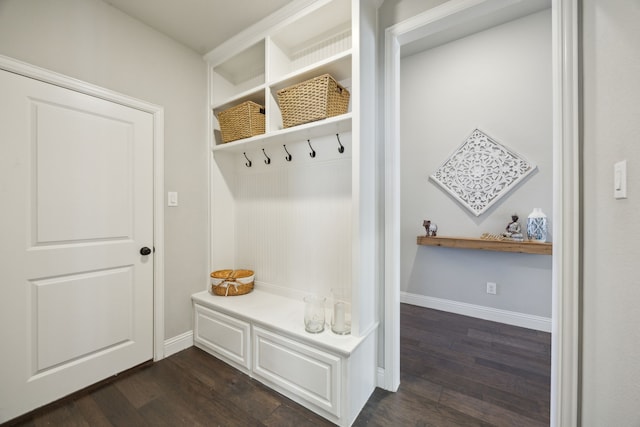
[6,304,550,426]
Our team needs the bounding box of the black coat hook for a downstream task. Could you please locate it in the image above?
[262,148,271,165]
[283,145,292,161]
[336,133,344,154]
[243,152,252,167]
[307,139,316,158]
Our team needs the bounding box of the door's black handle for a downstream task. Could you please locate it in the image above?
[140,247,152,256]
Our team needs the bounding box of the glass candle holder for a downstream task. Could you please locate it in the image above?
[303,295,326,333]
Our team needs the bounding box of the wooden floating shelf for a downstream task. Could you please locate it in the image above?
[416,235,552,255]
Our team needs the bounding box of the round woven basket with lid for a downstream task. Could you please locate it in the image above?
[210,269,254,296]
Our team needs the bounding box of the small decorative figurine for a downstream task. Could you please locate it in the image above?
[423,220,438,237]
[502,214,524,241]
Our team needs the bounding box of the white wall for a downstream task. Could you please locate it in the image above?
[229,137,352,300]
[399,10,552,319]
[0,0,209,340]
[582,0,640,424]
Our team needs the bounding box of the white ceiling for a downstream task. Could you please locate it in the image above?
[103,0,294,55]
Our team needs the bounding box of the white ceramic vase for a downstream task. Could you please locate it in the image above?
[527,208,548,242]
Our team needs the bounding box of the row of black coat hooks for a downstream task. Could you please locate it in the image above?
[243,134,345,167]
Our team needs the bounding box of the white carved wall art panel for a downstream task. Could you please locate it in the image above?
[430,129,536,216]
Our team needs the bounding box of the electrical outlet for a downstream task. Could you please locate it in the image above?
[486,282,497,295]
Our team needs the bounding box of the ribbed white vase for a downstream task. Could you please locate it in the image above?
[527,208,548,242]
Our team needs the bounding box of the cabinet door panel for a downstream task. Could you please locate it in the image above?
[194,304,251,370]
[253,326,340,417]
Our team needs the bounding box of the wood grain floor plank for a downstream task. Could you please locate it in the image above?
[456,337,551,369]
[480,388,549,424]
[170,348,284,421]
[401,323,457,347]
[402,345,544,399]
[113,365,165,409]
[474,357,550,387]
[73,395,114,427]
[495,323,552,345]
[354,387,484,427]
[467,328,549,354]
[136,394,208,427]
[398,371,444,402]
[439,388,547,427]
[90,383,150,427]
[32,404,89,427]
[450,340,551,376]
[147,355,266,426]
[262,401,334,427]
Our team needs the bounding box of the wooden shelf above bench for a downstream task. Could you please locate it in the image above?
[416,235,552,255]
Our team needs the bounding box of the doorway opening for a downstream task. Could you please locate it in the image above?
[383,1,580,425]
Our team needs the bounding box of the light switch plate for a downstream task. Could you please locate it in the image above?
[168,191,178,206]
[614,160,627,199]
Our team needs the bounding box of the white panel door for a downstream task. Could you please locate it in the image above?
[0,69,154,423]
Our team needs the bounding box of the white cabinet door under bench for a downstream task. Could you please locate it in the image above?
[253,326,341,417]
[192,290,377,426]
[194,304,251,372]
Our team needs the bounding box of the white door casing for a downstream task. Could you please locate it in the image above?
[0,57,165,423]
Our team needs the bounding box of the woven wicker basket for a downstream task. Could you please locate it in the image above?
[217,101,265,143]
[277,74,350,128]
[210,269,254,296]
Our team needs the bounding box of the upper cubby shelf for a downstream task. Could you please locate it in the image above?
[210,0,351,108]
[268,51,351,93]
[208,0,355,151]
[268,0,351,83]
[211,86,265,115]
[211,40,265,106]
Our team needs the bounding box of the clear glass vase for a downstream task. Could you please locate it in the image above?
[331,289,351,335]
[303,295,326,333]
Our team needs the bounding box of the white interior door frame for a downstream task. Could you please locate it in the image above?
[0,54,166,362]
[382,1,580,426]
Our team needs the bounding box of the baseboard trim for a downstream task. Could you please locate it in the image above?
[164,330,193,357]
[400,292,551,332]
[376,367,386,389]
